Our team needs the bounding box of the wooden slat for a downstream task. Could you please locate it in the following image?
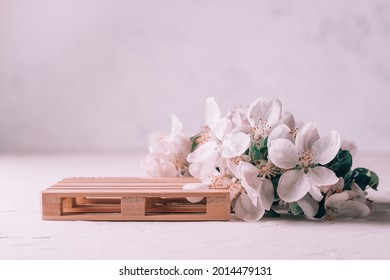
[77,197,121,204]
[43,189,224,195]
[44,213,223,221]
[60,177,201,183]
[63,205,121,213]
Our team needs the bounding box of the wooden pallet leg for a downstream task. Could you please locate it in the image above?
[206,196,230,220]
[121,197,146,216]
[63,197,76,208]
[42,193,63,218]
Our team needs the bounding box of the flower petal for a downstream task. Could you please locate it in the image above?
[308,166,339,187]
[172,133,192,155]
[188,162,202,178]
[213,117,232,141]
[247,97,282,127]
[325,192,349,209]
[320,177,344,193]
[140,154,178,177]
[351,183,367,202]
[297,194,319,217]
[267,123,293,148]
[159,162,178,177]
[337,201,371,218]
[228,108,243,127]
[341,140,358,157]
[277,169,310,202]
[258,179,274,210]
[281,111,296,131]
[239,162,261,206]
[170,114,183,139]
[295,122,319,154]
[215,156,228,173]
[226,159,240,178]
[148,133,173,154]
[187,142,217,163]
[234,192,265,222]
[309,186,323,202]
[220,132,251,158]
[312,130,341,165]
[239,161,260,184]
[183,183,208,203]
[148,132,164,148]
[268,139,299,169]
[188,157,218,180]
[205,97,221,130]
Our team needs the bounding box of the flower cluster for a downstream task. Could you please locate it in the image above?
[141,97,379,221]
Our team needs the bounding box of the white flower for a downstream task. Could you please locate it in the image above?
[267,123,294,148]
[187,97,250,180]
[183,167,239,203]
[247,97,282,140]
[268,122,341,204]
[141,114,191,177]
[141,153,179,177]
[233,162,274,222]
[227,105,249,127]
[267,112,304,148]
[325,183,372,219]
[182,182,209,203]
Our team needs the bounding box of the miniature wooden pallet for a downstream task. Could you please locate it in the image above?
[41,177,230,221]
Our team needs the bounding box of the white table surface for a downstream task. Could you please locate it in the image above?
[1,151,389,260]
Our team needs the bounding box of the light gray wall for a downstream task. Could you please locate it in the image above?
[1,0,390,153]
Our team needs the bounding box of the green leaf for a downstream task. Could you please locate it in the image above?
[368,170,379,190]
[344,167,379,191]
[190,134,200,152]
[249,143,263,163]
[325,149,353,177]
[288,202,303,215]
[261,137,268,158]
[249,137,269,163]
[343,170,355,190]
[263,137,268,147]
[355,167,379,191]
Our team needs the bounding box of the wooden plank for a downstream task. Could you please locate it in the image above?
[76,197,121,204]
[63,205,121,213]
[59,178,201,185]
[43,189,225,196]
[121,197,145,216]
[147,204,207,213]
[61,177,200,182]
[43,213,222,221]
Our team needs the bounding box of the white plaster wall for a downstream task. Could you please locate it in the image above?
[1,0,389,153]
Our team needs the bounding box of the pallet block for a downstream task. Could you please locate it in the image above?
[41,177,230,221]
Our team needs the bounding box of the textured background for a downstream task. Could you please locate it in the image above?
[1,0,390,153]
